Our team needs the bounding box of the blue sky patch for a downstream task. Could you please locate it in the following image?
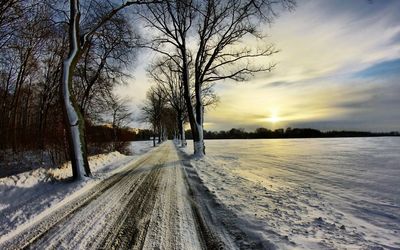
[355,59,400,78]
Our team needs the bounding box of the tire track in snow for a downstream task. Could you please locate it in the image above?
[101,165,163,249]
[0,147,158,250]
[100,159,166,249]
[1,142,220,250]
[101,142,203,250]
[31,146,170,249]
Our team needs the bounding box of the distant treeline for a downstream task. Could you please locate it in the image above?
[185,127,400,140]
[87,126,152,144]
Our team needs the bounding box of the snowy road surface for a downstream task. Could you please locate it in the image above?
[4,138,396,249]
[0,142,204,249]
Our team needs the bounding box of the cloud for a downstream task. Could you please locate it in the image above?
[259,81,296,88]
[204,0,400,131]
[114,50,159,128]
[114,0,400,132]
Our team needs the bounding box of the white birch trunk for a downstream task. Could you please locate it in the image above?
[62,0,90,179]
[194,122,204,157]
[194,89,205,156]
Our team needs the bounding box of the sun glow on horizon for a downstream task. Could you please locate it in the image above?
[266,109,281,123]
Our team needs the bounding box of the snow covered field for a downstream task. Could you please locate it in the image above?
[185,137,400,249]
[0,140,154,240]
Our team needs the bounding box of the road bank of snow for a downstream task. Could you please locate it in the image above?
[0,140,154,240]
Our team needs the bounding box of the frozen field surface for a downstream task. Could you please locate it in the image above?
[185,137,400,249]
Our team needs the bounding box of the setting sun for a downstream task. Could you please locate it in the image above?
[266,109,280,123]
[268,114,280,123]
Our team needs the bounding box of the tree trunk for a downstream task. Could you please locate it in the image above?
[112,112,117,151]
[177,113,186,148]
[194,83,205,156]
[10,49,30,152]
[153,125,156,147]
[176,116,182,144]
[181,120,187,148]
[180,45,203,155]
[158,125,162,144]
[61,0,91,180]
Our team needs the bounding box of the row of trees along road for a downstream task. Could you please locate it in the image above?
[142,58,218,149]
[0,0,154,180]
[1,0,294,181]
[140,0,295,156]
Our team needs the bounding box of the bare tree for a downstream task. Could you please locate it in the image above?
[36,28,67,150]
[0,0,22,50]
[1,1,71,164]
[0,1,52,151]
[148,58,187,147]
[148,55,218,147]
[105,92,133,150]
[141,85,168,147]
[142,0,294,156]
[1,1,154,172]
[140,0,198,153]
[60,0,161,180]
[75,12,138,119]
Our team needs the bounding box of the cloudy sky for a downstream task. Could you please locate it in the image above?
[116,0,400,132]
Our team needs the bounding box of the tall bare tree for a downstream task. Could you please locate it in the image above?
[148,58,187,147]
[1,1,156,173]
[75,12,138,119]
[0,1,51,151]
[142,0,295,156]
[0,0,22,50]
[36,27,67,150]
[61,0,161,180]
[141,85,168,147]
[105,92,133,151]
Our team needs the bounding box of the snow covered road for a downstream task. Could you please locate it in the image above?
[0,142,203,249]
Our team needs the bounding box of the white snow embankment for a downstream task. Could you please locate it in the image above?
[0,141,154,239]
